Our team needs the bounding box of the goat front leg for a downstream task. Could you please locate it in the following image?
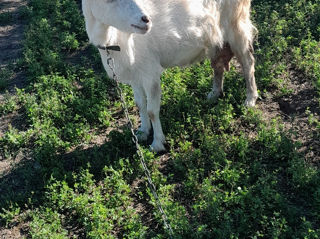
[133,85,151,141]
[144,80,166,152]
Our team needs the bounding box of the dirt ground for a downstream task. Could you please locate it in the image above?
[0,0,28,237]
[0,0,27,87]
[0,0,27,139]
[259,69,320,164]
[0,0,25,65]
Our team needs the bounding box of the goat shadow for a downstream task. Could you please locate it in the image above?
[0,127,141,220]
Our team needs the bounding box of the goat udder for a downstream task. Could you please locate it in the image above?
[211,44,234,71]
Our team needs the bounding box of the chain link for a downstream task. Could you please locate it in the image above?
[106,56,174,237]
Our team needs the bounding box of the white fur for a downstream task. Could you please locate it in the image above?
[82,0,259,152]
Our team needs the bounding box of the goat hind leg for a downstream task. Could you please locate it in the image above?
[233,44,258,107]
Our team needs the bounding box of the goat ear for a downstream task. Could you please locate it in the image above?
[82,1,94,40]
[83,8,108,46]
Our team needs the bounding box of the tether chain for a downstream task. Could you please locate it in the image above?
[106,56,174,237]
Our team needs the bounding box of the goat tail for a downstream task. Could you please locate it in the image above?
[234,0,251,22]
[233,0,257,42]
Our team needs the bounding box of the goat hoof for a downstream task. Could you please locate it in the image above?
[244,96,258,107]
[207,91,223,102]
[135,130,149,142]
[150,140,166,153]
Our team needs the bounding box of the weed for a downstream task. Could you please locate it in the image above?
[0,204,20,227]
[28,167,147,238]
[0,11,13,25]
[0,93,17,116]
[0,69,13,91]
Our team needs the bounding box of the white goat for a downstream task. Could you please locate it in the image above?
[82,0,258,152]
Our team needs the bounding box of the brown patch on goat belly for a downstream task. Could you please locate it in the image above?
[211,43,234,71]
[180,0,189,8]
[148,111,155,122]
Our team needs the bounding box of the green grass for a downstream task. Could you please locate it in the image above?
[0,0,319,238]
[0,11,13,25]
[0,68,13,92]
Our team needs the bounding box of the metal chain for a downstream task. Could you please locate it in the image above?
[106,56,174,237]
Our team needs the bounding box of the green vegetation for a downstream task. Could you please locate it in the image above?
[0,0,319,238]
[0,68,13,92]
[0,11,13,25]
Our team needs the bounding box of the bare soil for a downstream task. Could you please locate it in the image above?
[0,0,27,132]
[0,222,29,239]
[0,1,28,237]
[0,0,27,116]
[259,68,319,164]
[0,0,26,67]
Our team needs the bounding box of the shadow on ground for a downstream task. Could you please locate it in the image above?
[0,128,139,216]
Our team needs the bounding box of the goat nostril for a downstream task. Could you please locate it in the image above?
[141,15,150,23]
